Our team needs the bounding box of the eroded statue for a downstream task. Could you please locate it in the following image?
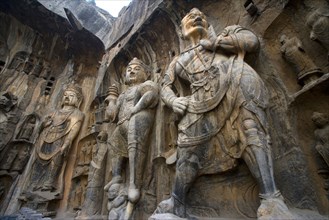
[307,8,329,60]
[154,8,292,219]
[312,112,329,168]
[104,57,158,219]
[106,181,128,220]
[24,84,84,198]
[0,91,18,152]
[280,35,323,85]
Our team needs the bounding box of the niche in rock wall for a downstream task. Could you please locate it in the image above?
[0,174,16,213]
[263,2,329,95]
[0,34,7,72]
[44,76,56,96]
[261,1,329,212]
[0,142,32,174]
[0,61,5,72]
[290,79,329,213]
[68,135,96,213]
[8,51,29,71]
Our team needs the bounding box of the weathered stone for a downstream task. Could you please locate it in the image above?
[0,0,328,219]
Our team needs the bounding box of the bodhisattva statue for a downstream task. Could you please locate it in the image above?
[104,58,158,219]
[155,8,292,219]
[27,84,84,195]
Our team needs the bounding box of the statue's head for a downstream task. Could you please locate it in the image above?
[312,112,329,127]
[108,183,121,200]
[307,8,329,41]
[125,57,150,85]
[62,84,83,108]
[181,8,209,40]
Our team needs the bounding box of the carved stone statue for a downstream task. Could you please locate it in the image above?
[105,57,158,219]
[307,8,329,60]
[0,145,18,170]
[78,133,107,218]
[280,35,323,86]
[0,92,17,153]
[16,116,37,141]
[7,51,28,71]
[106,181,128,220]
[26,84,84,195]
[312,112,329,167]
[11,145,30,172]
[78,141,89,166]
[154,8,292,219]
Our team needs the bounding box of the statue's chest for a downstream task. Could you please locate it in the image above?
[123,87,140,104]
[178,50,227,82]
[52,111,72,126]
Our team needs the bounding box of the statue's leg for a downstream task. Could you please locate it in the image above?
[43,154,64,191]
[108,126,126,185]
[111,155,125,178]
[172,149,200,218]
[241,118,292,219]
[125,113,152,219]
[127,143,146,203]
[241,118,277,196]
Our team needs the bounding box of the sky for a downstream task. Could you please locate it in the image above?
[95,0,132,17]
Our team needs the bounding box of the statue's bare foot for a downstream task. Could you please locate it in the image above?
[154,197,174,214]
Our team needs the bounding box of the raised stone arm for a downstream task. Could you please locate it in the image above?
[216,25,259,54]
[130,81,158,117]
[105,85,122,123]
[161,58,189,115]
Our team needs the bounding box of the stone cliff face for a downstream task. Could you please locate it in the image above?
[0,0,329,219]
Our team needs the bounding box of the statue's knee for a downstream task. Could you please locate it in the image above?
[128,187,140,203]
[177,153,199,172]
[243,119,265,147]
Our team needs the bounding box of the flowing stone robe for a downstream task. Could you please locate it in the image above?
[30,107,84,194]
[162,25,269,175]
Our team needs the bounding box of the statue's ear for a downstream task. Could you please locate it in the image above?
[208,25,217,42]
[77,99,83,109]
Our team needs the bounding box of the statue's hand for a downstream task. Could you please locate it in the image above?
[216,35,236,52]
[172,97,188,115]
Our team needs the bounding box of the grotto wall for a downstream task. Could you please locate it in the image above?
[0,0,329,219]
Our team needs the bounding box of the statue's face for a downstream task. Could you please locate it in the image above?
[62,90,79,107]
[108,183,120,200]
[181,8,208,40]
[312,113,328,127]
[126,64,148,85]
[307,10,329,44]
